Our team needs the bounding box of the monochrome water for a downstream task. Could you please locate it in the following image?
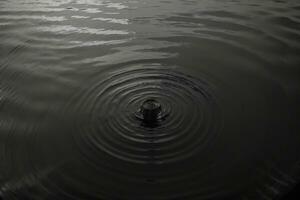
[0,0,300,199]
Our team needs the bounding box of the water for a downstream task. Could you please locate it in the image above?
[0,0,300,199]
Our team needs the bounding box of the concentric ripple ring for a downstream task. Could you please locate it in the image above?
[65,64,222,165]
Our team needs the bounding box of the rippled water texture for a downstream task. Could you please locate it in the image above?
[1,0,300,199]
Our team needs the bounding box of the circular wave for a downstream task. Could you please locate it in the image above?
[66,64,222,165]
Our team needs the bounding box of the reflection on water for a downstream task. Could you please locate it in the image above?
[0,0,300,199]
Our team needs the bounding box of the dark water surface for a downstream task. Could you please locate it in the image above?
[1,0,300,199]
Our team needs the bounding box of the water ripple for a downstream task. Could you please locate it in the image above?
[0,0,300,199]
[35,25,130,35]
[64,64,222,165]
